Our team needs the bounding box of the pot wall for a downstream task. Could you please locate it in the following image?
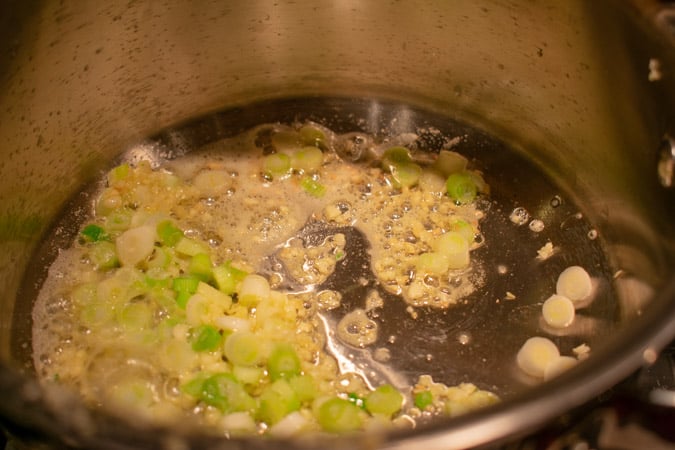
[0,0,674,448]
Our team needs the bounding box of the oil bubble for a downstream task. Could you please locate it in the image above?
[457,332,471,345]
[529,219,545,232]
[373,347,391,363]
[509,207,530,226]
[550,195,562,208]
[337,309,378,348]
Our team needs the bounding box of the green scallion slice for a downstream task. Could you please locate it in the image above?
[382,146,412,168]
[267,343,301,380]
[81,224,109,242]
[223,331,261,366]
[156,220,183,247]
[188,253,213,282]
[263,153,291,178]
[191,324,222,352]
[291,146,324,173]
[299,125,326,147]
[258,379,301,425]
[446,171,478,204]
[88,241,119,270]
[172,276,200,309]
[364,384,404,417]
[316,397,363,433]
[200,373,256,413]
[300,176,326,198]
[213,261,248,295]
[414,390,433,410]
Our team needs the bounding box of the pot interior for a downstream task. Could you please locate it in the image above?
[1,1,674,448]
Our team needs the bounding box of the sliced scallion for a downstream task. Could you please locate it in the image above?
[416,252,450,275]
[433,150,468,176]
[172,276,200,309]
[434,231,470,269]
[299,124,326,147]
[258,379,301,425]
[88,241,119,270]
[267,343,301,381]
[390,162,422,188]
[175,237,209,257]
[449,219,475,245]
[191,324,222,352]
[156,220,183,247]
[200,373,256,414]
[188,253,213,282]
[104,208,133,232]
[223,331,261,367]
[364,384,404,417]
[289,374,317,403]
[291,146,324,173]
[382,146,412,168]
[237,274,270,306]
[446,171,478,204]
[300,176,326,198]
[116,225,156,267]
[263,152,291,178]
[107,163,130,185]
[316,397,363,433]
[213,261,248,295]
[81,224,109,242]
[414,390,433,410]
[117,301,154,331]
[145,246,172,270]
[232,365,264,385]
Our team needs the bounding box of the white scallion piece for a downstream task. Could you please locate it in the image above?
[542,294,575,328]
[185,291,229,326]
[196,281,232,310]
[220,412,257,434]
[418,169,447,194]
[214,316,251,333]
[516,337,560,378]
[238,274,270,306]
[434,150,468,176]
[116,225,156,267]
[223,331,261,367]
[268,411,309,438]
[543,356,578,381]
[416,252,450,275]
[556,265,592,302]
[434,231,470,269]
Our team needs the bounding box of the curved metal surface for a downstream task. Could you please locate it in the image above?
[0,0,674,448]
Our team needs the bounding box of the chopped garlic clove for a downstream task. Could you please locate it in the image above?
[193,169,232,197]
[556,265,592,302]
[573,343,591,360]
[542,294,575,328]
[516,337,560,378]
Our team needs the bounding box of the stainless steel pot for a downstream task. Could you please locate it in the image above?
[1,1,674,448]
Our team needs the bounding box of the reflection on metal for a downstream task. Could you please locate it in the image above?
[657,134,675,188]
[655,5,675,43]
[649,388,675,407]
[317,312,410,394]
